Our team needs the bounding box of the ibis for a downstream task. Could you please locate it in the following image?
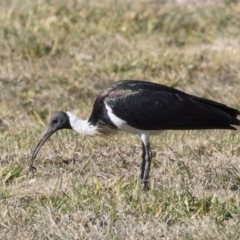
[30,80,240,188]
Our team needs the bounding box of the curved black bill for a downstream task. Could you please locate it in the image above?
[29,126,55,172]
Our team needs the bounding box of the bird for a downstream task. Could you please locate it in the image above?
[30,80,240,189]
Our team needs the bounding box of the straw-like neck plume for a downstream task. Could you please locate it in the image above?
[66,112,98,136]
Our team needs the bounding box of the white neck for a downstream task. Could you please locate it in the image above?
[66,112,98,136]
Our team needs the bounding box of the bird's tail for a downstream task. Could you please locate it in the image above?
[195,96,240,129]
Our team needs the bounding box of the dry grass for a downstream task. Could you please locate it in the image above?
[1,0,240,239]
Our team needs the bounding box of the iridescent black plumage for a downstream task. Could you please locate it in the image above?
[89,80,240,131]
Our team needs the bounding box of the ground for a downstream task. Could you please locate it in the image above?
[0,0,240,239]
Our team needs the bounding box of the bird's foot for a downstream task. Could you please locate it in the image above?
[141,180,150,190]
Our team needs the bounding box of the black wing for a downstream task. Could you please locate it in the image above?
[104,80,240,130]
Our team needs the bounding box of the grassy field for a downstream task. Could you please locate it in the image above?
[1,0,240,239]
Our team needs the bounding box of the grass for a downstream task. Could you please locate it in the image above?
[0,0,240,239]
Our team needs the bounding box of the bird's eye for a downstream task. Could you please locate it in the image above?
[52,119,58,124]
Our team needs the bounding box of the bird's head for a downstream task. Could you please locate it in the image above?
[29,111,72,171]
[49,111,72,132]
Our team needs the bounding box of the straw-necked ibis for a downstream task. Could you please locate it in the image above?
[30,80,240,188]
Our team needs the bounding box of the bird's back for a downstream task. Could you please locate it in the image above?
[89,80,240,131]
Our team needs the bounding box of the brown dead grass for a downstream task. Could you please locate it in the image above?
[1,0,240,239]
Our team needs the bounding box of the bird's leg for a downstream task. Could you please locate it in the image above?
[140,141,146,181]
[142,143,152,189]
